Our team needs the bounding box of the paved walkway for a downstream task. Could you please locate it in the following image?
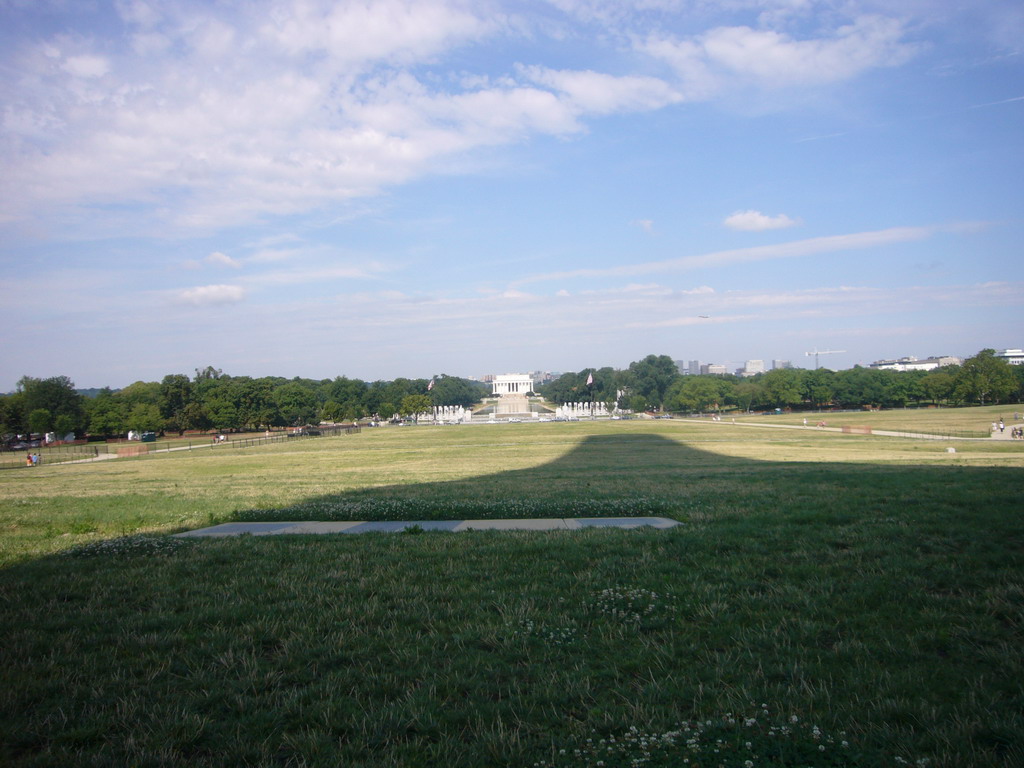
[174,517,681,538]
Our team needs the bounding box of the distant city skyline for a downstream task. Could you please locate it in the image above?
[2,1,1021,391]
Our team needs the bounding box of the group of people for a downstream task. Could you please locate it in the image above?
[992,418,1024,438]
[24,453,40,466]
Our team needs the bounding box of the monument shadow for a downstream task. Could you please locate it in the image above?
[226,431,1022,528]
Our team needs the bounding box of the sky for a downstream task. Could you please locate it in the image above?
[1,0,1022,390]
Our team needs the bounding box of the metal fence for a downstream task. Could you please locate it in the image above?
[0,425,362,470]
[0,443,110,469]
[209,425,361,451]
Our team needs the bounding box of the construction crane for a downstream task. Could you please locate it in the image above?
[805,348,846,370]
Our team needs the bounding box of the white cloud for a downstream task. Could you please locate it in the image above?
[177,284,246,306]
[242,264,385,287]
[515,225,939,285]
[644,14,918,94]
[260,0,493,65]
[207,251,241,268]
[521,66,682,114]
[62,55,110,79]
[701,16,916,86]
[724,210,800,231]
[632,219,655,233]
[0,2,927,240]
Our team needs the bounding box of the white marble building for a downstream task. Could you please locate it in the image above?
[492,374,535,396]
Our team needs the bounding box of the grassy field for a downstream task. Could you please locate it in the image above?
[733,402,1021,437]
[1,413,1023,766]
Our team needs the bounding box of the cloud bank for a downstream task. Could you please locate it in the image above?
[0,1,925,238]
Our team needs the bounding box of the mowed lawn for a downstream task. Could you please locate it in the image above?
[1,416,1023,767]
[732,402,1020,436]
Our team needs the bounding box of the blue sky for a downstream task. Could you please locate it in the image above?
[1,0,1021,390]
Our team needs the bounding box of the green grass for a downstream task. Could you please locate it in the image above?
[1,416,1023,766]
[733,402,1021,436]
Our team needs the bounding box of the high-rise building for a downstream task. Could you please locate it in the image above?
[740,360,765,377]
[772,360,792,370]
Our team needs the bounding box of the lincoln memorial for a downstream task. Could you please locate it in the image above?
[492,374,534,396]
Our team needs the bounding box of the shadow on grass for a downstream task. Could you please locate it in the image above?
[2,431,1023,767]
[229,431,1023,530]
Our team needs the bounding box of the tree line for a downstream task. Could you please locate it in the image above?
[538,350,1024,413]
[0,367,488,440]
[2,350,1019,441]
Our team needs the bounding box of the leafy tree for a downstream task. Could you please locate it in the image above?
[18,375,84,432]
[730,379,762,412]
[363,381,389,417]
[0,392,26,436]
[273,381,319,426]
[118,381,161,406]
[127,403,162,433]
[833,367,888,408]
[1012,364,1024,403]
[206,399,240,432]
[159,374,193,433]
[664,376,724,413]
[88,391,128,437]
[802,368,836,408]
[381,378,427,412]
[399,394,432,421]
[378,401,396,420]
[428,375,488,408]
[232,377,280,430]
[627,394,648,413]
[53,413,77,437]
[921,368,957,405]
[538,372,585,405]
[194,365,224,381]
[627,355,679,411]
[325,376,369,417]
[903,370,929,406]
[758,368,804,409]
[28,408,52,434]
[320,401,345,422]
[181,402,212,432]
[955,349,1017,405]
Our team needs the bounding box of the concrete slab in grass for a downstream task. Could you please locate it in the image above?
[574,517,680,529]
[272,522,365,534]
[454,519,569,531]
[173,522,300,538]
[343,520,464,534]
[174,517,681,537]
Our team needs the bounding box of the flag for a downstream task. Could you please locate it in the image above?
[586,372,593,386]
[427,378,434,391]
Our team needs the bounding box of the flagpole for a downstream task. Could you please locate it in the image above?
[587,370,594,419]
